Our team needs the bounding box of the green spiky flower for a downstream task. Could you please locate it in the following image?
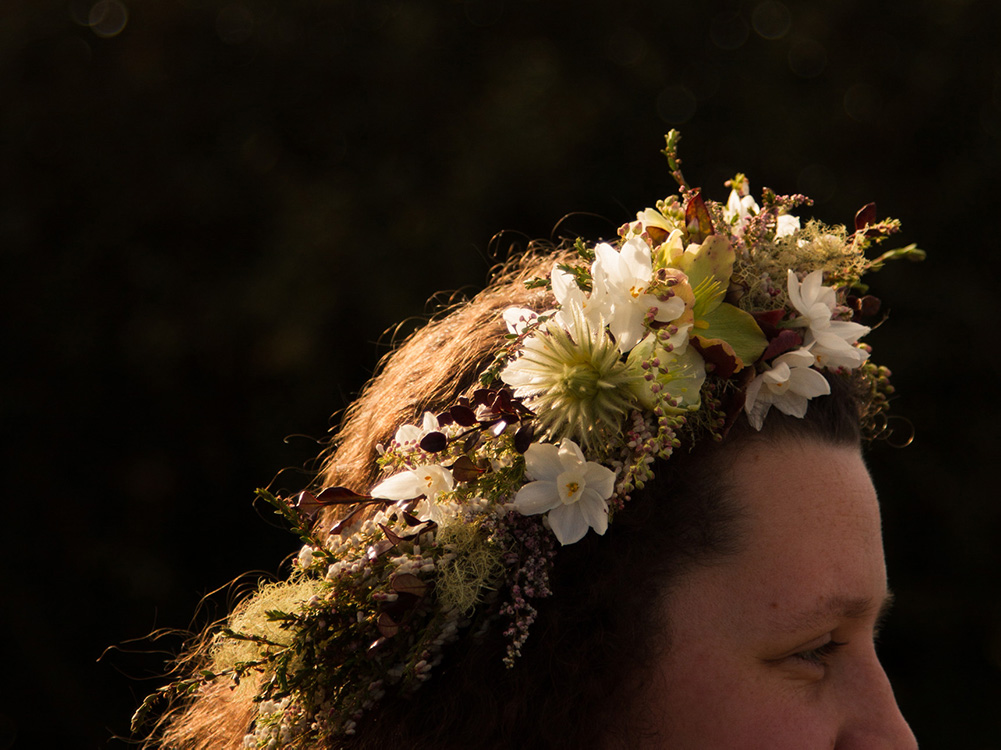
[500,303,644,453]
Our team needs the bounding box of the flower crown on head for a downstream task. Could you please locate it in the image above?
[135,132,923,747]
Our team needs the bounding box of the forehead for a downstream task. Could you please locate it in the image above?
[683,438,887,627]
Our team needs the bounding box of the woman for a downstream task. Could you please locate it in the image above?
[142,134,920,749]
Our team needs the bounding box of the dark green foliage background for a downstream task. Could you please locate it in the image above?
[2,0,998,746]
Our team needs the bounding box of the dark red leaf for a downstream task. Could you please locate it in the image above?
[514,422,535,453]
[685,189,715,244]
[450,455,485,482]
[690,337,739,379]
[450,404,478,427]
[377,613,400,638]
[366,540,395,561]
[472,388,494,406]
[419,431,448,453]
[435,411,455,427]
[463,430,482,454]
[391,573,428,598]
[855,202,877,231]
[315,486,373,504]
[401,511,423,527]
[379,523,406,546]
[294,491,323,518]
[761,329,804,361]
[329,504,366,536]
[750,309,786,338]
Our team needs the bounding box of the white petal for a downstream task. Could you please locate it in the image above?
[787,366,831,399]
[776,214,800,238]
[524,442,562,481]
[514,480,561,515]
[548,504,589,545]
[371,470,421,500]
[800,269,826,307]
[743,375,769,431]
[582,462,616,499]
[578,493,609,536]
[556,438,586,471]
[786,269,805,313]
[620,237,654,282]
[772,391,810,418]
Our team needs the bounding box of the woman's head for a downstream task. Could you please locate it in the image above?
[147,142,920,749]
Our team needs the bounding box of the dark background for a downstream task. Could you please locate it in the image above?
[2,0,999,747]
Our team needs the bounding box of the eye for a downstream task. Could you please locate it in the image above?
[792,639,847,667]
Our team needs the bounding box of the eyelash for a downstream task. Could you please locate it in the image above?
[794,640,847,666]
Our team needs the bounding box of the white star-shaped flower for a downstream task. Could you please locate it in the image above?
[393,412,442,451]
[590,237,685,353]
[787,269,870,370]
[743,347,832,430]
[513,438,616,545]
[371,464,456,525]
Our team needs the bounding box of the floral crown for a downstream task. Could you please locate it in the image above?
[135,132,922,747]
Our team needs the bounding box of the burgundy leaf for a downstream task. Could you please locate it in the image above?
[435,411,455,427]
[401,511,423,527]
[750,309,786,338]
[316,486,373,504]
[690,337,739,379]
[472,388,494,406]
[379,523,406,546]
[855,202,877,231]
[450,404,478,427]
[514,422,535,453]
[329,504,366,536]
[377,613,400,638]
[685,189,715,244]
[761,329,804,361]
[391,573,428,598]
[366,540,395,561]
[294,491,324,518]
[450,455,485,482]
[419,431,448,453]
[463,430,482,454]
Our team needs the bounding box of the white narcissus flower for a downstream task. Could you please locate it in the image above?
[514,438,616,545]
[371,464,455,525]
[503,307,540,335]
[775,213,801,238]
[591,237,686,353]
[743,348,831,430]
[394,412,441,451]
[786,269,870,370]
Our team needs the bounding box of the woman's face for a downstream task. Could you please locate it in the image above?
[636,438,916,749]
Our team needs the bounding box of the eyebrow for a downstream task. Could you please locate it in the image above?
[771,589,896,634]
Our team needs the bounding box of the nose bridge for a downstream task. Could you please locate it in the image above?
[838,652,918,750]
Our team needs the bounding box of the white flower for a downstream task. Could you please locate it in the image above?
[371,464,455,525]
[551,265,600,331]
[786,269,870,369]
[297,545,315,569]
[503,307,540,335]
[591,237,686,353]
[743,348,831,430]
[394,412,441,451]
[514,438,616,545]
[723,178,759,234]
[775,213,800,238]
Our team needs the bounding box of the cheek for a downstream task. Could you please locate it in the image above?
[636,642,838,750]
